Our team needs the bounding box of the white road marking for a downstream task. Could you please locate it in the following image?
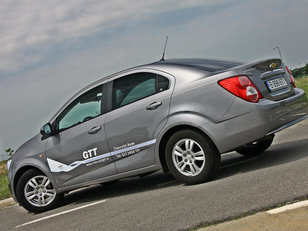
[267,200,308,214]
[16,199,106,228]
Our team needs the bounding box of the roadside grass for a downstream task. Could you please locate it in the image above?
[295,75,308,97]
[0,161,11,200]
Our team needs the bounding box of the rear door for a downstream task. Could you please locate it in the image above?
[105,70,174,173]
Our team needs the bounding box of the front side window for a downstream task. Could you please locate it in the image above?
[57,85,103,131]
[112,73,169,109]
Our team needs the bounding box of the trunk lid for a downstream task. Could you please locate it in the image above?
[235,59,295,101]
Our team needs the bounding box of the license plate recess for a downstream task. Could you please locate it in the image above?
[266,77,288,92]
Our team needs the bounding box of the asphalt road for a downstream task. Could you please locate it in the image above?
[1,119,308,231]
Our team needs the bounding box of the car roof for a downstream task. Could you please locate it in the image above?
[96,58,242,83]
[102,58,242,79]
[150,58,242,72]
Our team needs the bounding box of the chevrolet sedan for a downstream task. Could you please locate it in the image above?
[7,58,308,213]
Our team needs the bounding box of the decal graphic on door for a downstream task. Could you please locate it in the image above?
[47,139,156,172]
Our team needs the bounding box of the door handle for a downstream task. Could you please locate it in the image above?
[88,126,101,134]
[146,102,162,110]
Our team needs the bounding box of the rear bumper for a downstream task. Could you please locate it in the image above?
[210,88,308,153]
[266,114,308,135]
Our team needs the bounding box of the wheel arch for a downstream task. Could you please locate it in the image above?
[158,124,219,172]
[12,162,55,201]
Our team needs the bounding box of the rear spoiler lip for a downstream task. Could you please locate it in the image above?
[234,58,283,73]
[213,58,283,76]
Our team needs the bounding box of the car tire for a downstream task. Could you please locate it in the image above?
[16,169,63,213]
[236,135,274,156]
[165,130,220,185]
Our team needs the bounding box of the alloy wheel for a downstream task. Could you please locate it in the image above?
[24,175,56,207]
[172,138,206,176]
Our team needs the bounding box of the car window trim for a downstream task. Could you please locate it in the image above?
[54,84,105,134]
[106,81,113,113]
[106,72,170,112]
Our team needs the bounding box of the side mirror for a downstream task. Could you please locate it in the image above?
[40,123,53,137]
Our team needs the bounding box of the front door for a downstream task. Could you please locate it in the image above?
[45,85,117,188]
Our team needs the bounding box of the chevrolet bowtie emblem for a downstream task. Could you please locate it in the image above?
[269,63,277,69]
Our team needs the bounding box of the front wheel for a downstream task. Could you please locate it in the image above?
[165,130,220,185]
[16,169,63,213]
[236,135,274,156]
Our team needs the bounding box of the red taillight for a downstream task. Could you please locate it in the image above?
[218,76,263,103]
[285,66,296,88]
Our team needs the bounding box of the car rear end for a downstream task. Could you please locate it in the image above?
[215,58,308,153]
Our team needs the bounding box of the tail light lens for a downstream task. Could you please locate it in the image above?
[285,66,296,88]
[218,76,263,103]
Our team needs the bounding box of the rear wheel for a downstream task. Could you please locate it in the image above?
[16,169,63,213]
[165,130,220,185]
[236,135,274,156]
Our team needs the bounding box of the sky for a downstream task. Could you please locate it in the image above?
[0,0,308,158]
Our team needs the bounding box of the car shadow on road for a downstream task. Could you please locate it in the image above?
[218,137,308,179]
[62,171,178,206]
[61,137,308,208]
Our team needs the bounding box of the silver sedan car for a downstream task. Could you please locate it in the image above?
[7,58,308,213]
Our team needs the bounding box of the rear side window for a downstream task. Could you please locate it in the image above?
[112,73,169,109]
[157,75,169,92]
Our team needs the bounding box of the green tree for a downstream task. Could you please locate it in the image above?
[292,68,300,78]
[305,63,308,75]
[5,148,14,157]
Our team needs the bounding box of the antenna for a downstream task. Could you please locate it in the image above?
[272,45,283,61]
[161,36,168,61]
